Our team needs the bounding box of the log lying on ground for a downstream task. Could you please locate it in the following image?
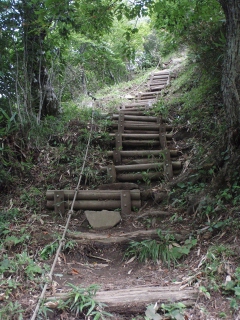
[67,228,189,245]
[46,285,198,313]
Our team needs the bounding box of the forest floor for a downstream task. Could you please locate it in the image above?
[1,54,240,320]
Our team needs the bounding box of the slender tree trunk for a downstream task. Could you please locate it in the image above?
[21,0,59,121]
[219,0,240,148]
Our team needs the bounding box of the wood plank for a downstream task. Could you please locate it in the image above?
[46,285,198,313]
[109,133,173,139]
[101,162,181,172]
[107,150,179,157]
[46,199,141,210]
[46,189,141,200]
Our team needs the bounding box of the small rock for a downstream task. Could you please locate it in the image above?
[85,210,121,230]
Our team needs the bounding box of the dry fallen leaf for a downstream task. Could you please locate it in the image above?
[71,268,80,275]
[44,301,59,309]
[125,256,136,264]
[0,293,5,301]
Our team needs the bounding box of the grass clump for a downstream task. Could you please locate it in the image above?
[52,283,112,319]
[125,230,197,268]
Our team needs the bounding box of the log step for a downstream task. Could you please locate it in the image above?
[46,199,141,211]
[47,285,198,313]
[46,189,140,200]
[109,133,173,139]
[107,150,179,157]
[101,161,181,172]
[112,114,158,122]
[110,122,172,131]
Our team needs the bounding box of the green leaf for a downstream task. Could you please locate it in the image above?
[234,287,240,297]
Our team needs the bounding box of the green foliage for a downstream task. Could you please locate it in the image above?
[0,208,21,236]
[125,230,197,267]
[0,251,45,280]
[0,301,24,320]
[150,0,224,73]
[40,239,77,260]
[58,283,112,319]
[161,302,186,320]
[222,267,240,310]
[145,303,161,320]
[144,302,186,320]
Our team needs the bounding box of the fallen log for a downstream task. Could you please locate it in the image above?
[67,228,189,244]
[46,285,198,313]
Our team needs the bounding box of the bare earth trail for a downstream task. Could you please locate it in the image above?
[40,65,235,319]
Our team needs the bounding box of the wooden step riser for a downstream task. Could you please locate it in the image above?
[107,150,179,157]
[101,161,181,172]
[46,189,140,200]
[121,158,178,164]
[112,114,158,122]
[46,199,141,210]
[117,170,181,182]
[110,140,169,146]
[110,123,172,130]
[109,133,173,139]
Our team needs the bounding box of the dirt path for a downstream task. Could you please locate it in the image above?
[42,70,203,319]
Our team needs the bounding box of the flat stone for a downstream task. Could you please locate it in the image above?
[85,210,121,230]
[97,183,138,190]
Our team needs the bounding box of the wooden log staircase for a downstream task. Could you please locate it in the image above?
[46,70,197,313]
[46,69,181,216]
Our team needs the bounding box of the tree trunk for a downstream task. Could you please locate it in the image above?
[219,0,240,148]
[21,0,59,122]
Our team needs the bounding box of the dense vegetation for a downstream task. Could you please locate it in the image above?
[1,0,239,188]
[1,0,240,319]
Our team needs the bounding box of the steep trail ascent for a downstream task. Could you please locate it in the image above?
[45,69,198,317]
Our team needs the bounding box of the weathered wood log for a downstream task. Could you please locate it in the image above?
[120,107,152,111]
[109,133,173,139]
[107,150,179,157]
[149,85,166,91]
[97,183,139,190]
[118,111,152,115]
[46,285,198,313]
[117,170,181,182]
[117,171,163,182]
[46,199,141,210]
[46,189,140,200]
[112,114,157,122]
[67,228,189,244]
[123,101,156,107]
[101,161,182,172]
[150,79,169,84]
[110,123,173,131]
[115,129,161,134]
[114,140,161,147]
[138,94,162,100]
[121,158,159,164]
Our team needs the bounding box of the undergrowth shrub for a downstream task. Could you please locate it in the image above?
[125,230,197,267]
